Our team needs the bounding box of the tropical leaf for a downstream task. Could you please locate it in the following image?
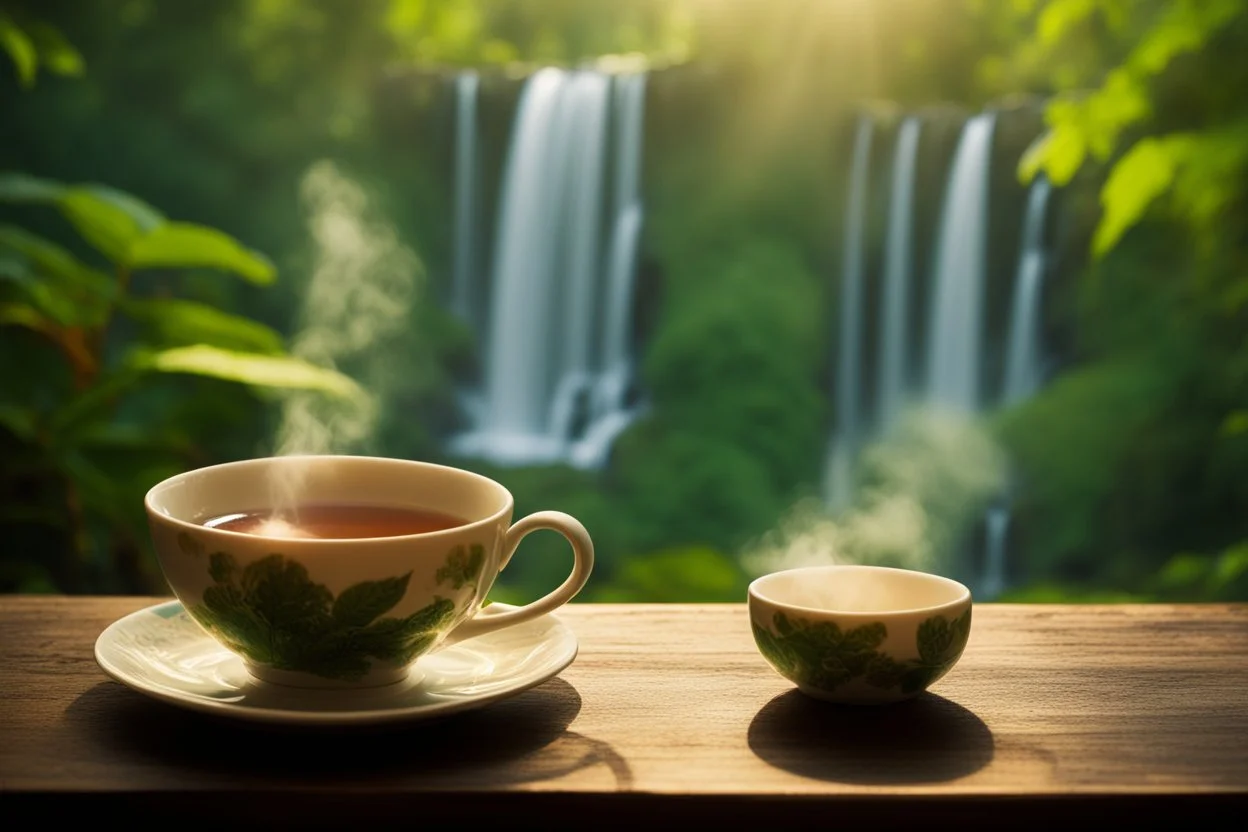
[1125,0,1242,77]
[1037,0,1098,48]
[0,171,65,203]
[58,188,147,264]
[0,225,112,293]
[121,298,284,354]
[138,345,361,397]
[1094,137,1179,256]
[1019,126,1085,187]
[72,184,165,233]
[128,222,275,283]
[23,22,83,77]
[0,300,50,332]
[0,14,35,88]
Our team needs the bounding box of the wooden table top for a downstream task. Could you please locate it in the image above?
[1,597,1246,826]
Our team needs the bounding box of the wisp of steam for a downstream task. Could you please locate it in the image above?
[269,160,424,516]
[742,407,1007,578]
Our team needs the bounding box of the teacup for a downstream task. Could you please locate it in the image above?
[145,455,594,689]
[748,564,971,704]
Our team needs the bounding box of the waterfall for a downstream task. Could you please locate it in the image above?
[546,72,613,444]
[451,72,479,328]
[875,117,921,433]
[570,72,648,470]
[925,113,996,413]
[450,68,647,470]
[818,107,1051,591]
[1002,175,1052,406]
[824,116,874,510]
[982,504,1010,599]
[980,173,1053,598]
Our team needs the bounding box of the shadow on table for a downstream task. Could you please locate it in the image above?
[68,677,631,788]
[747,690,994,784]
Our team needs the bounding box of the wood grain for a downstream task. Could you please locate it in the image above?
[1,597,1246,826]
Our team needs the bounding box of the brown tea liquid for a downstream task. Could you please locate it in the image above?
[202,505,467,539]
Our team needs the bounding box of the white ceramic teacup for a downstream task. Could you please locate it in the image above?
[145,455,594,689]
[748,564,972,704]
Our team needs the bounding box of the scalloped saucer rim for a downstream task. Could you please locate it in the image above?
[94,600,578,727]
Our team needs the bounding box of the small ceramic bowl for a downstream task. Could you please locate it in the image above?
[748,564,972,704]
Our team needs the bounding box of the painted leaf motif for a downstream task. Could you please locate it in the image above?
[756,613,891,692]
[363,597,456,663]
[756,609,969,695]
[207,551,236,583]
[865,652,908,689]
[332,572,411,627]
[436,544,485,589]
[238,555,334,634]
[189,551,464,681]
[917,616,954,665]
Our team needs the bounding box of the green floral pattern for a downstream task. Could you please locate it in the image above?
[188,546,485,681]
[752,607,971,696]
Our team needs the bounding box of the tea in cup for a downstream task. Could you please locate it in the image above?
[145,455,594,688]
[748,564,971,704]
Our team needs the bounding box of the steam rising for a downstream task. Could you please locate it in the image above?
[271,160,424,510]
[742,408,1007,576]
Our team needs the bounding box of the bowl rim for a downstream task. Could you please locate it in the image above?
[748,564,971,618]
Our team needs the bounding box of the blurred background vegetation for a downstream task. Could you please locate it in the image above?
[1,0,1245,603]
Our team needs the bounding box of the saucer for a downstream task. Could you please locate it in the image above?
[94,601,578,727]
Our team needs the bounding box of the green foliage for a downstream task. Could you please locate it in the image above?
[120,299,284,355]
[980,0,1248,599]
[997,357,1175,574]
[588,546,748,602]
[140,344,361,397]
[0,173,275,279]
[1015,0,1246,252]
[190,549,458,680]
[0,167,357,592]
[3,0,1244,605]
[0,12,81,88]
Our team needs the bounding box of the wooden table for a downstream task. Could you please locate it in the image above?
[2,598,1246,826]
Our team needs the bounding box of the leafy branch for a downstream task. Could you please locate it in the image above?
[0,170,360,592]
[1018,0,1247,255]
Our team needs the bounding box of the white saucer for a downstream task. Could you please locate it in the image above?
[94,601,579,727]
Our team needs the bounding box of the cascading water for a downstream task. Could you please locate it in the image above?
[875,117,921,433]
[824,116,874,511]
[982,173,1053,597]
[981,505,1011,599]
[925,113,996,413]
[820,106,1054,593]
[451,72,479,328]
[450,68,647,470]
[546,72,612,444]
[570,72,648,470]
[1002,175,1052,406]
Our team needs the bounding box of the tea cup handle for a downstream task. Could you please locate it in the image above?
[447,511,593,641]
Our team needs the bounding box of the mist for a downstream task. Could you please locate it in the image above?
[741,407,1008,578]
[270,160,424,512]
